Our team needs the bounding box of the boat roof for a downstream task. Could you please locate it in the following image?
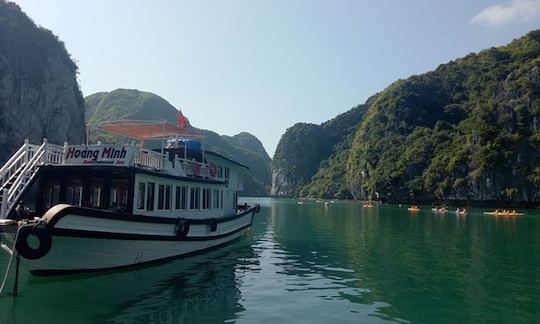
[205,150,249,170]
[98,120,204,140]
[163,147,249,170]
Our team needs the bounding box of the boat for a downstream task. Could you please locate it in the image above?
[0,120,260,275]
[362,202,374,208]
[297,200,304,205]
[431,207,448,214]
[483,210,523,216]
[407,206,420,212]
[451,208,468,216]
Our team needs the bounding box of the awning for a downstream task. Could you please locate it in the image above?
[97,120,204,140]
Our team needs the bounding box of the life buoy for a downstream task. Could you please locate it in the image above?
[192,162,201,176]
[174,218,190,238]
[208,218,217,232]
[210,163,217,177]
[15,223,52,260]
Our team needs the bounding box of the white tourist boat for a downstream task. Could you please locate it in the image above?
[0,120,260,275]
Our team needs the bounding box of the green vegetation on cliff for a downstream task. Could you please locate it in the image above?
[348,30,540,202]
[273,30,540,203]
[271,104,367,197]
[85,89,271,196]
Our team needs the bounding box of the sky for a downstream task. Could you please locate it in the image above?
[12,0,540,157]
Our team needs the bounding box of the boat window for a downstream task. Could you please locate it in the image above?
[218,166,223,178]
[213,189,219,209]
[224,167,230,180]
[220,190,224,209]
[146,182,155,211]
[157,184,165,210]
[109,179,129,210]
[165,185,171,210]
[202,188,211,210]
[190,187,200,210]
[137,182,146,210]
[157,184,171,210]
[89,178,106,208]
[175,186,187,210]
[43,180,61,209]
[65,179,83,206]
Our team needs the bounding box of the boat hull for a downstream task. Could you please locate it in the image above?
[0,205,258,274]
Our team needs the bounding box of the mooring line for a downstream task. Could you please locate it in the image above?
[0,225,21,295]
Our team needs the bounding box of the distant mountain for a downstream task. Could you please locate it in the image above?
[273,30,540,204]
[0,0,85,163]
[85,89,272,196]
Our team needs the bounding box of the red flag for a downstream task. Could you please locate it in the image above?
[178,110,188,129]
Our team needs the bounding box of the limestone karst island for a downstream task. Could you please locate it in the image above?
[0,0,539,323]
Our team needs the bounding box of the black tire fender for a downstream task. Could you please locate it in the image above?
[174,218,190,238]
[15,224,52,260]
[208,218,218,232]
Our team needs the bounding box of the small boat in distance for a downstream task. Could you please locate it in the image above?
[452,208,468,216]
[431,206,448,214]
[483,209,523,216]
[362,202,374,208]
[408,205,420,212]
[0,120,260,275]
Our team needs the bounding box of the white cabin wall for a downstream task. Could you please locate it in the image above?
[133,173,228,219]
[204,155,246,215]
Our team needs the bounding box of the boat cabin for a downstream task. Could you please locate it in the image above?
[1,121,248,220]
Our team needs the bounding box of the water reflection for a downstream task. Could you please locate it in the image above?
[0,199,539,323]
[0,225,266,324]
[251,199,540,323]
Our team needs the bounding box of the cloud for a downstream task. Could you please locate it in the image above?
[471,0,540,27]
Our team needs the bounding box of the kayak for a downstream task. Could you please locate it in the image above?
[363,204,374,208]
[432,208,448,213]
[483,211,523,216]
[408,207,420,212]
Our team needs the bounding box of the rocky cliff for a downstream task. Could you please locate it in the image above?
[271,104,367,197]
[85,89,272,196]
[0,1,85,164]
[273,30,540,204]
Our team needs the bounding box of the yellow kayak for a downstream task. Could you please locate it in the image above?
[363,204,374,208]
[483,211,523,216]
[408,207,420,212]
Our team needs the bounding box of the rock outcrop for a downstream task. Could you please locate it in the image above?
[271,104,367,197]
[0,1,85,163]
[273,30,540,204]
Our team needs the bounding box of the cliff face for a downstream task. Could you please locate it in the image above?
[0,1,85,163]
[273,30,540,203]
[85,89,272,196]
[347,30,540,203]
[271,104,367,197]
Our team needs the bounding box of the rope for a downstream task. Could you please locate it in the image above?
[0,224,22,295]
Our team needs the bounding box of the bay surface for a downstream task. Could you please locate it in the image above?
[0,198,539,323]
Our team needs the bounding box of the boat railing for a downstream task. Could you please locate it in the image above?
[177,158,223,181]
[0,140,54,190]
[0,139,64,218]
[134,149,164,171]
[45,143,65,165]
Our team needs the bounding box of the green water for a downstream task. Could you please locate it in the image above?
[0,198,539,323]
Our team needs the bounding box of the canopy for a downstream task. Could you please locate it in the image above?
[97,120,204,141]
